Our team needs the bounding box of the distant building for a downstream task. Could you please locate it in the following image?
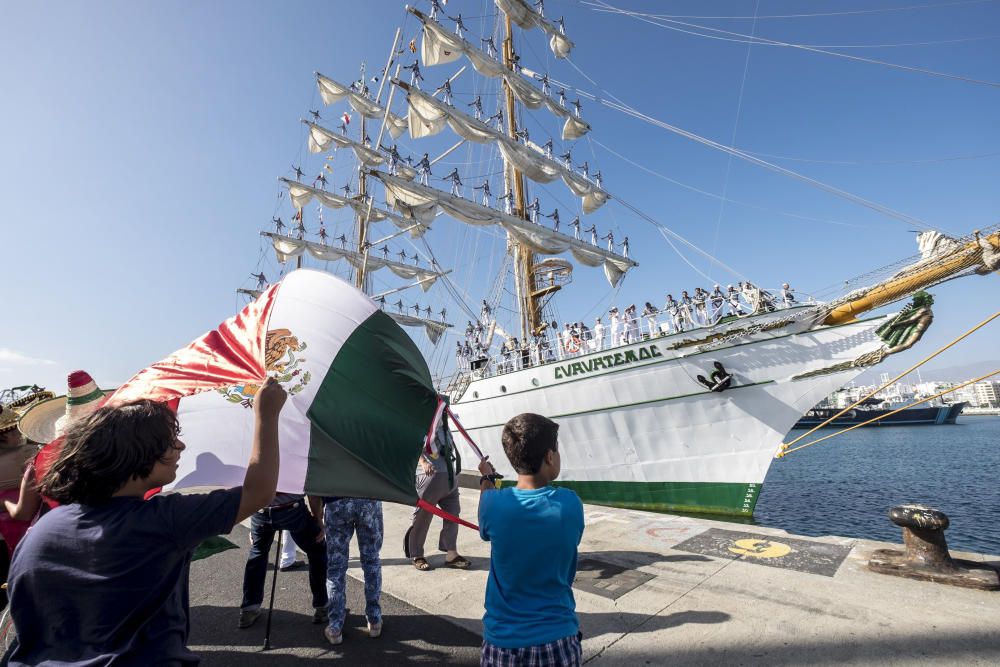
[974,381,1000,408]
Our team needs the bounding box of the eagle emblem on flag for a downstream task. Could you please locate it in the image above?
[218,328,311,407]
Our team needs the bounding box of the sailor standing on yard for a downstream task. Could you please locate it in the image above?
[527,197,541,224]
[497,190,514,215]
[544,208,560,232]
[445,168,463,196]
[467,95,484,121]
[570,216,581,240]
[473,180,492,207]
[609,307,621,347]
[418,153,432,185]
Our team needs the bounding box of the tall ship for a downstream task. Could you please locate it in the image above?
[240,1,1000,517]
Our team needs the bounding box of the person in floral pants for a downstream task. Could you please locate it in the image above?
[322,497,384,645]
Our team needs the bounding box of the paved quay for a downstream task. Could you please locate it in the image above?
[190,489,1000,665]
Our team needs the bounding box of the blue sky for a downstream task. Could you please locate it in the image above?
[1,0,998,393]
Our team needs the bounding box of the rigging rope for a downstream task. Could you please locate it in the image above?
[780,368,1000,456]
[587,0,1000,88]
[554,57,936,231]
[628,0,998,21]
[779,309,1000,454]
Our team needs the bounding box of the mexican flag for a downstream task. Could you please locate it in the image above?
[111,269,438,505]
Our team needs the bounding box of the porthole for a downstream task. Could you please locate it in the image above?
[500,385,507,393]
[531,378,540,386]
[472,391,479,399]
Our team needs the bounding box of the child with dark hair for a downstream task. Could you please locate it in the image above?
[477,413,585,666]
[6,378,287,666]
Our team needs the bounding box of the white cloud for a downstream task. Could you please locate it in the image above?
[0,348,57,366]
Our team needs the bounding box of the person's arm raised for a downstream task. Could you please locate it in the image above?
[236,377,286,523]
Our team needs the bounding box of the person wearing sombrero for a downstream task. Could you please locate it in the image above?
[0,387,55,557]
[3,372,110,527]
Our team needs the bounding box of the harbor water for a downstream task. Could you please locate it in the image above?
[755,415,1000,555]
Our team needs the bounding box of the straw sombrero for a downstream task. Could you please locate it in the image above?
[18,371,108,444]
[0,388,56,436]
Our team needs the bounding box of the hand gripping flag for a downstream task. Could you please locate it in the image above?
[111,269,439,505]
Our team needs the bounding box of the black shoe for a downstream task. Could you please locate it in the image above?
[238,608,261,629]
[313,607,329,624]
[279,560,306,572]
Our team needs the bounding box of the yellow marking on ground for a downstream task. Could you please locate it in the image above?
[728,538,792,559]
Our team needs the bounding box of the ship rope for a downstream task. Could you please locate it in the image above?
[778,309,1000,455]
[779,368,1000,457]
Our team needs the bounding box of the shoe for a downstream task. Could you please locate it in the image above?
[238,608,261,629]
[313,607,329,624]
[279,560,306,572]
[368,620,382,638]
[324,626,343,645]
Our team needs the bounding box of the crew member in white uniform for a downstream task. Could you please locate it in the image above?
[609,308,621,347]
[727,285,744,316]
[692,288,708,326]
[781,283,796,308]
[663,294,679,334]
[642,302,659,338]
[710,285,725,323]
[678,291,694,331]
[593,316,605,351]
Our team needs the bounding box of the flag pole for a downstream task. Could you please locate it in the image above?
[262,530,283,650]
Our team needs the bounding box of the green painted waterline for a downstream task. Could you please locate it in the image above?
[490,478,763,517]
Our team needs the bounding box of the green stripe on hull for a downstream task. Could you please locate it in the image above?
[548,480,763,517]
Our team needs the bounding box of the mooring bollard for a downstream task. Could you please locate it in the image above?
[868,504,999,591]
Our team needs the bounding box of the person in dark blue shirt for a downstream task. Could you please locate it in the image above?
[6,378,287,666]
[477,413,585,666]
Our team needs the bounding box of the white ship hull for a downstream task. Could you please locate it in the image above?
[449,311,891,516]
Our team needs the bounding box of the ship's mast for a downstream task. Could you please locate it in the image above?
[502,15,541,341]
[355,112,369,292]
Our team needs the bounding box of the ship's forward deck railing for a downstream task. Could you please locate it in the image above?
[454,298,818,381]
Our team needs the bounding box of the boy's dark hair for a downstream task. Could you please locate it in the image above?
[40,399,179,505]
[500,413,559,475]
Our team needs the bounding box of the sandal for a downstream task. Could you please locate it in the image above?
[445,555,471,569]
[413,557,433,571]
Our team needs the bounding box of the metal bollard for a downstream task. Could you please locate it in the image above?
[868,504,999,590]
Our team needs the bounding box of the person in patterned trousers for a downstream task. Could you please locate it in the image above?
[322,496,384,645]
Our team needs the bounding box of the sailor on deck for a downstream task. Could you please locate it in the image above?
[609,307,621,347]
[692,288,708,326]
[593,317,605,351]
[455,341,465,370]
[642,302,659,338]
[710,285,725,322]
[465,321,474,341]
[481,299,492,320]
[678,291,694,330]
[444,168,463,196]
[727,285,744,316]
[624,305,640,344]
[663,294,679,333]
[474,320,485,341]
[741,282,759,314]
[781,283,796,308]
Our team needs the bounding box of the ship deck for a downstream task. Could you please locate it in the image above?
[189,488,1000,665]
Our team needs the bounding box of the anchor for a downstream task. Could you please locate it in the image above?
[696,361,732,392]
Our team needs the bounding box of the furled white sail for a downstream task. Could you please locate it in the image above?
[279,178,430,237]
[398,86,607,213]
[413,15,589,140]
[387,311,450,344]
[494,0,573,59]
[373,171,635,286]
[263,232,443,289]
[315,73,408,139]
[304,121,417,180]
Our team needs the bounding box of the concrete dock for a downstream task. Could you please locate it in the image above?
[190,489,1000,665]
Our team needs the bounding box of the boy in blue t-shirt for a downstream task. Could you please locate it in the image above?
[477,413,585,667]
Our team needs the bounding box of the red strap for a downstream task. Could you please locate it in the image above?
[416,498,479,531]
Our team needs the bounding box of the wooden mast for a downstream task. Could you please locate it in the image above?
[502,14,541,341]
[355,113,369,292]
